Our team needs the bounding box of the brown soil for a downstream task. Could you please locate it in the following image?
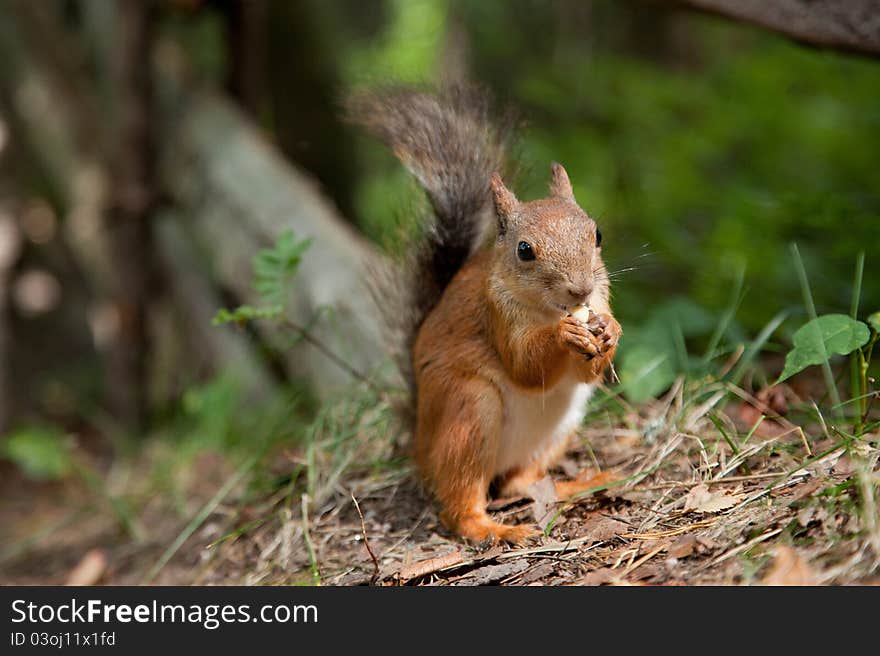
[2,382,878,586]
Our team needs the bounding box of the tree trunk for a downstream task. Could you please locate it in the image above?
[217,0,268,117]
[103,0,158,429]
[0,209,22,433]
[658,0,880,57]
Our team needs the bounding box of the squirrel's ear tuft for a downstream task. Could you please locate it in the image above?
[491,172,517,234]
[549,162,575,202]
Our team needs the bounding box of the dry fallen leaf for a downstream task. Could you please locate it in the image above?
[831,455,856,477]
[762,546,817,586]
[65,549,107,586]
[518,562,556,585]
[796,507,815,528]
[787,478,825,503]
[737,386,791,438]
[454,561,529,586]
[668,534,697,559]
[683,484,740,513]
[581,515,630,542]
[696,535,719,552]
[396,551,465,581]
[527,476,558,530]
[577,567,616,586]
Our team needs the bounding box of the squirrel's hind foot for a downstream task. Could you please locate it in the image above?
[447,514,541,545]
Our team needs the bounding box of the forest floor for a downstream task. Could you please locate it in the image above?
[2,376,879,586]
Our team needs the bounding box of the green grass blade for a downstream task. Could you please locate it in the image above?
[792,243,818,319]
[672,319,688,372]
[791,243,842,415]
[850,252,865,320]
[740,414,765,448]
[301,494,322,585]
[849,251,866,431]
[728,310,787,385]
[708,413,739,455]
[704,265,745,363]
[143,452,261,584]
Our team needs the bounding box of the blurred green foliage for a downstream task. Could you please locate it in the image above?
[306,0,879,343]
[616,296,713,402]
[251,231,313,306]
[175,375,305,455]
[121,1,880,415]
[170,0,878,356]
[0,427,71,480]
[213,229,312,328]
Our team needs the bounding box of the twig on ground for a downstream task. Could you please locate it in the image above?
[612,548,640,571]
[621,541,667,577]
[623,517,719,540]
[634,472,794,491]
[350,492,380,585]
[707,528,783,568]
[498,536,601,559]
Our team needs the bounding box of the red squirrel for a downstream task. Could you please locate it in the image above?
[350,87,621,543]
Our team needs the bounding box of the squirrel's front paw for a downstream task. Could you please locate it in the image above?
[587,312,621,354]
[558,315,602,359]
[559,313,621,359]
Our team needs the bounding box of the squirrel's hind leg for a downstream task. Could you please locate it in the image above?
[497,432,616,502]
[554,471,621,500]
[414,377,538,545]
[498,463,612,502]
[496,429,573,498]
[496,463,546,498]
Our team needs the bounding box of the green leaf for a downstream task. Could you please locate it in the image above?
[868,311,880,334]
[212,304,283,326]
[252,231,312,304]
[1,428,72,480]
[777,314,870,383]
[212,232,310,330]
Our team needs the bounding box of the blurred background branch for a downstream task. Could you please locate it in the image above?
[662,1,880,58]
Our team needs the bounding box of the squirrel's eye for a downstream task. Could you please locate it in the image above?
[596,228,602,247]
[517,241,535,261]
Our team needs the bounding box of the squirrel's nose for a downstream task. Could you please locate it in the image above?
[566,283,593,306]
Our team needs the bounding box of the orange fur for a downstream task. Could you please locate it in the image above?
[413,166,621,544]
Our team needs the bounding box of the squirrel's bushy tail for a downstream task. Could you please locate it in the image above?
[347,85,512,400]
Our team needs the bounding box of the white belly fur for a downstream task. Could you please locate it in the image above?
[495,370,594,476]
